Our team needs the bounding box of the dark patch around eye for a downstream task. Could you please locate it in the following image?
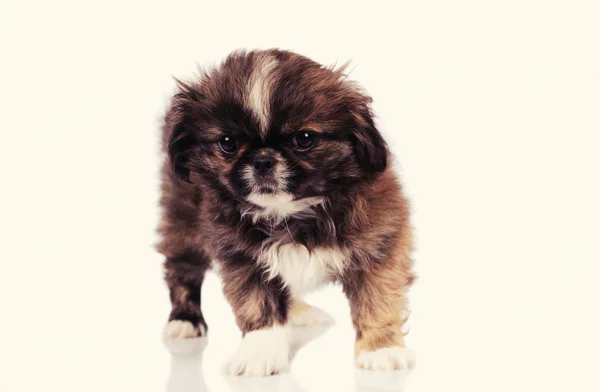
[212,99,258,138]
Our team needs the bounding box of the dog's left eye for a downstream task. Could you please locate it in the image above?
[293,130,318,152]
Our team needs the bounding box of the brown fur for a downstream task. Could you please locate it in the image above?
[156,49,415,362]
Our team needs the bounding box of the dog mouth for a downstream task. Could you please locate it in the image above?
[253,176,281,194]
[242,166,324,221]
[245,192,324,220]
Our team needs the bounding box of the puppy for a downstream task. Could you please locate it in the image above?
[156,49,416,376]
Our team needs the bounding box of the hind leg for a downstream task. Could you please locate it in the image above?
[289,298,333,327]
[164,250,210,339]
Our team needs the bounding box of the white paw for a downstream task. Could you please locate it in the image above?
[290,305,333,327]
[164,320,204,339]
[225,324,290,377]
[356,347,416,371]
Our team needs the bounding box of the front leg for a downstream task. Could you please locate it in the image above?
[343,256,416,371]
[220,259,292,377]
[164,250,210,339]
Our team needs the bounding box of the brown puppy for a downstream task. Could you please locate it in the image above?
[156,49,416,376]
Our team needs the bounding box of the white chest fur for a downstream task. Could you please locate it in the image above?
[259,242,347,295]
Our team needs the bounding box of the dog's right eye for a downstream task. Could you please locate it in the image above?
[218,135,238,154]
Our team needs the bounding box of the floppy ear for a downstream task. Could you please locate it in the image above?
[352,108,388,173]
[167,119,196,183]
[165,83,202,183]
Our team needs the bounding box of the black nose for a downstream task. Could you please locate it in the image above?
[253,155,275,175]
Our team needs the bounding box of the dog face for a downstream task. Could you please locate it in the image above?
[166,49,388,219]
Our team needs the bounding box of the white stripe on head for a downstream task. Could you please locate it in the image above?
[245,54,279,138]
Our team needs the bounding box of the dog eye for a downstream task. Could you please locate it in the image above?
[293,130,318,152]
[218,135,238,154]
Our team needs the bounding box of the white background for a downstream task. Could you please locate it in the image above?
[1,1,599,391]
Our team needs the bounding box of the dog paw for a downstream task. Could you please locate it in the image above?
[356,347,416,371]
[225,325,290,377]
[164,320,206,339]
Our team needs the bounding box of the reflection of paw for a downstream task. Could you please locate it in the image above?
[290,300,333,327]
[225,325,290,377]
[356,347,416,371]
[164,320,206,339]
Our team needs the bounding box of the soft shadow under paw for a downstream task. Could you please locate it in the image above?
[290,323,333,359]
[355,369,412,392]
[225,373,308,392]
[163,333,208,357]
[165,338,209,392]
